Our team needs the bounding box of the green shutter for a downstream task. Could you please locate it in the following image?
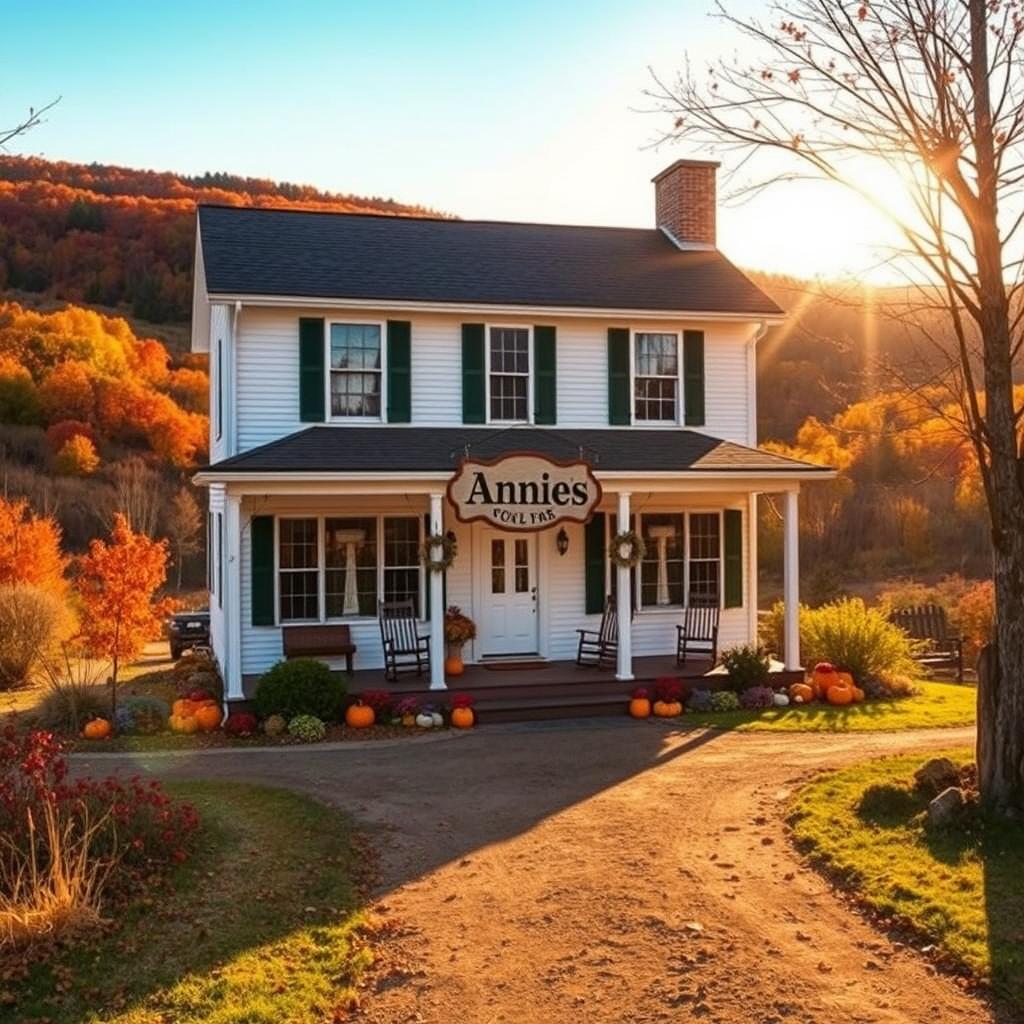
[607,328,631,425]
[584,513,607,614]
[386,320,411,422]
[683,330,705,426]
[461,323,486,423]
[723,508,743,609]
[298,318,325,422]
[251,515,275,626]
[533,325,557,425]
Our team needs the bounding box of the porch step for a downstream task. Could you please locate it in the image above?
[473,692,628,724]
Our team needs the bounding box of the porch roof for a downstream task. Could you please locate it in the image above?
[198,426,832,478]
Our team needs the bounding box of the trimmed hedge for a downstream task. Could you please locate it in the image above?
[254,659,346,722]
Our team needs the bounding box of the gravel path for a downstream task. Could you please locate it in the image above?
[74,721,1005,1023]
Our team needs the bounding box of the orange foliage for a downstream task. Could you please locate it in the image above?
[54,434,100,476]
[0,496,68,593]
[46,419,95,452]
[957,580,995,660]
[76,515,173,701]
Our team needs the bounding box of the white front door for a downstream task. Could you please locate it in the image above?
[479,529,538,657]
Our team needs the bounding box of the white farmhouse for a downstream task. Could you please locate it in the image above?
[192,160,833,714]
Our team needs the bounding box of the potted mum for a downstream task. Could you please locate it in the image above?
[444,606,477,676]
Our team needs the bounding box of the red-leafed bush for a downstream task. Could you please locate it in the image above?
[359,689,393,720]
[450,693,475,709]
[0,724,200,944]
[223,712,258,737]
[654,677,685,703]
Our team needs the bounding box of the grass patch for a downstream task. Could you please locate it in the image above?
[9,782,370,1023]
[788,750,1024,1009]
[683,681,975,732]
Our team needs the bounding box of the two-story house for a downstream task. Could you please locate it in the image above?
[192,159,832,707]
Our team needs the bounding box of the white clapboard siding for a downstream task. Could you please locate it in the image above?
[232,308,758,452]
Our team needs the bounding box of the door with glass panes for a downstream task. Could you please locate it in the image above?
[478,528,538,656]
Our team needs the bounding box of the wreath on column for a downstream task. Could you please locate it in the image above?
[609,530,645,569]
[420,532,457,573]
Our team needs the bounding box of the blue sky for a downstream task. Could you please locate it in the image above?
[3,0,891,277]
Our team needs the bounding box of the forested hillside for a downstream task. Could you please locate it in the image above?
[0,156,440,324]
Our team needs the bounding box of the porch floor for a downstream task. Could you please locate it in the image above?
[350,655,804,723]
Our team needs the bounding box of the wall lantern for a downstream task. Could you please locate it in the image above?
[556,527,569,557]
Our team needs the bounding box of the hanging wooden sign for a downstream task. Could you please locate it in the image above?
[447,453,602,532]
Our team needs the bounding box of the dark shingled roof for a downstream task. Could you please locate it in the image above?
[197,206,782,316]
[202,427,829,475]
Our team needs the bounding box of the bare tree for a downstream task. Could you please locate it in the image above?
[1,98,60,150]
[649,0,1024,811]
[110,457,161,538]
[164,486,202,590]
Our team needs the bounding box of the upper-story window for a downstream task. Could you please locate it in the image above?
[489,326,530,422]
[633,332,679,423]
[330,323,383,419]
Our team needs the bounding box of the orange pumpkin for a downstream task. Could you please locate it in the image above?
[811,667,839,696]
[401,712,417,727]
[629,697,652,719]
[176,714,200,734]
[444,655,465,676]
[451,706,475,728]
[826,684,854,705]
[82,717,112,740]
[345,702,375,729]
[194,703,223,732]
[653,700,682,718]
[851,686,865,703]
[789,682,815,704]
[172,699,195,718]
[835,671,855,690]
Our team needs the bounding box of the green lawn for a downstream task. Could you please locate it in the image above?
[788,750,1024,1009]
[682,681,975,732]
[12,782,371,1023]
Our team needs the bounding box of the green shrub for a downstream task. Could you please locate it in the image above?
[710,690,740,712]
[761,598,920,685]
[254,659,346,721]
[718,644,771,691]
[288,714,326,743]
[263,713,287,737]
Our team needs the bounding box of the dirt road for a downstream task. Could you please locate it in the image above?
[74,721,1005,1023]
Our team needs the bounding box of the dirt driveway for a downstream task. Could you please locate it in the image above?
[74,721,1003,1024]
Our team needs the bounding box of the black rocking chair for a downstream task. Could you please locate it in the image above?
[576,596,622,668]
[378,600,430,682]
[676,604,720,665]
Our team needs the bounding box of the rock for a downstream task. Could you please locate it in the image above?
[926,786,966,830]
[914,757,960,795]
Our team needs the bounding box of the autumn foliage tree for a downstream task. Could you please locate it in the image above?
[0,496,68,594]
[76,514,173,716]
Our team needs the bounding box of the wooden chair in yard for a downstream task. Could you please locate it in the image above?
[378,600,430,682]
[676,603,720,666]
[576,596,622,668]
[889,604,964,681]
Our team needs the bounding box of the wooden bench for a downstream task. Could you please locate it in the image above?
[282,624,356,674]
[889,604,963,681]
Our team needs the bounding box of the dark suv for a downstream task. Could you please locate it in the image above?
[167,609,210,660]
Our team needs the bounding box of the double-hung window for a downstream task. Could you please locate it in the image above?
[634,332,679,423]
[609,511,722,610]
[277,515,423,623]
[489,326,529,422]
[278,518,319,621]
[330,323,383,419]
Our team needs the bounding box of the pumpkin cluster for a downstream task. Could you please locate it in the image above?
[169,692,223,733]
[790,662,865,706]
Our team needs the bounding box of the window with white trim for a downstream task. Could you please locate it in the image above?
[330,323,383,418]
[633,332,679,422]
[609,511,721,609]
[277,515,422,623]
[489,326,529,422]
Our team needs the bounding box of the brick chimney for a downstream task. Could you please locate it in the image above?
[652,159,719,249]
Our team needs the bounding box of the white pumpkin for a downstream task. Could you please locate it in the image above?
[416,712,435,728]
[773,692,790,707]
[430,711,444,727]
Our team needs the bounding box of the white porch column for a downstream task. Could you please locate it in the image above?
[783,488,801,671]
[223,492,244,702]
[429,492,446,690]
[615,491,634,681]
